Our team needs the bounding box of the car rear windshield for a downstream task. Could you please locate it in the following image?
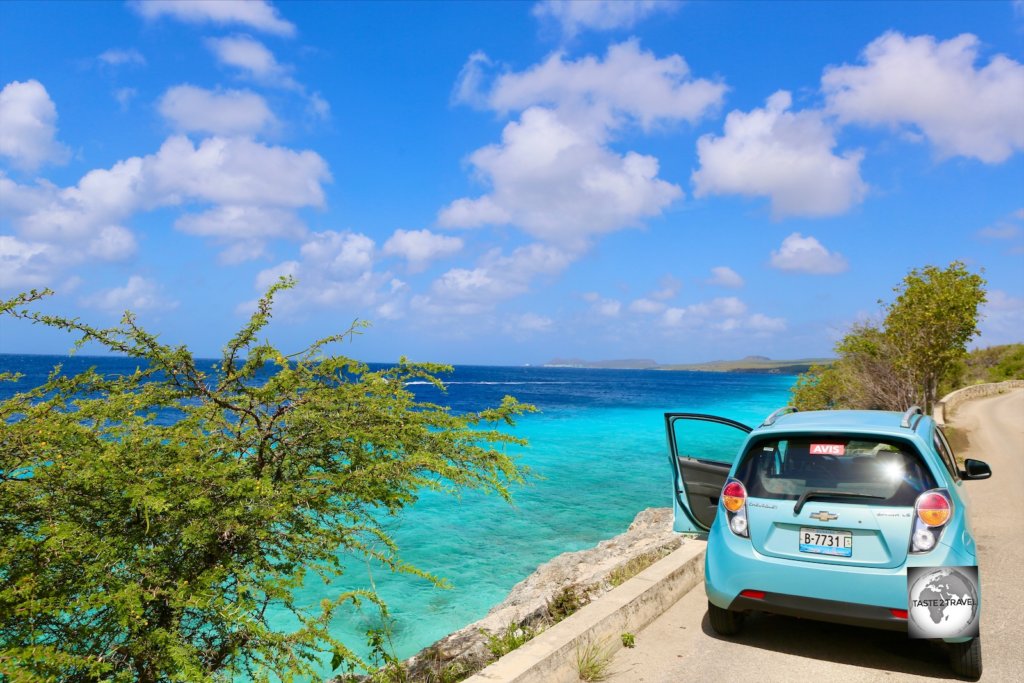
[734,436,938,506]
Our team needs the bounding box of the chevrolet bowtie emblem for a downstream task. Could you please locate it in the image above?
[810,511,838,521]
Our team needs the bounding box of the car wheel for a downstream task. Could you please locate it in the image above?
[948,637,982,681]
[707,601,743,636]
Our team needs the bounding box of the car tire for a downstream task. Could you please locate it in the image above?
[707,601,743,636]
[948,637,982,681]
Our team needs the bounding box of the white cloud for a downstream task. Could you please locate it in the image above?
[443,41,725,248]
[175,205,306,263]
[250,230,401,318]
[442,40,721,307]
[114,87,138,110]
[0,235,57,288]
[438,196,510,228]
[81,275,178,313]
[0,80,69,172]
[978,289,1024,346]
[532,1,678,39]
[747,313,787,333]
[688,296,747,318]
[823,32,1024,163]
[144,135,329,208]
[626,277,681,314]
[207,35,298,89]
[97,48,146,67]
[452,51,493,108]
[414,243,573,316]
[382,229,463,271]
[661,296,744,326]
[650,274,681,300]
[254,259,299,292]
[708,266,744,288]
[692,91,867,218]
[593,298,622,317]
[86,225,137,261]
[306,92,331,121]
[159,85,277,136]
[299,230,375,277]
[770,232,849,275]
[978,223,1021,240]
[438,107,682,246]
[1,136,329,282]
[508,312,555,334]
[456,39,725,135]
[628,297,665,314]
[204,36,329,116]
[131,0,296,37]
[658,296,784,335]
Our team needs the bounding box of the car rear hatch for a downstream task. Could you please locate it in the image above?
[735,436,937,569]
[746,501,915,568]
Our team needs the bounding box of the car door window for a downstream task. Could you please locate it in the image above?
[934,427,961,482]
[670,416,750,465]
[666,413,751,531]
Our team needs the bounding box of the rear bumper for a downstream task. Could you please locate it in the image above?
[728,591,908,632]
[705,517,977,633]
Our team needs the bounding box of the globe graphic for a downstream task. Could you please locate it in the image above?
[908,568,979,637]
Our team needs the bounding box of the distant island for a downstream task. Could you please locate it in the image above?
[542,355,833,374]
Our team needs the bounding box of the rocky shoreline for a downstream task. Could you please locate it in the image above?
[384,507,683,681]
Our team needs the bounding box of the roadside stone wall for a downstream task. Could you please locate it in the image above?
[933,380,1024,425]
[384,508,681,681]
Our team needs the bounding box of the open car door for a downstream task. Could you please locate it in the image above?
[666,413,752,533]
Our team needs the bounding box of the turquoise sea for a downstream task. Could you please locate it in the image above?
[1,355,795,675]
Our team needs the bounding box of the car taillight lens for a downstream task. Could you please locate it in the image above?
[916,491,951,526]
[721,478,749,538]
[910,489,953,554]
[722,481,746,512]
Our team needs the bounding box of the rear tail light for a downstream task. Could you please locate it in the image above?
[890,608,908,619]
[722,481,746,512]
[910,489,953,553]
[740,589,765,600]
[721,478,749,538]
[916,491,951,526]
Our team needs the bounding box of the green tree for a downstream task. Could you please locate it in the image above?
[883,262,986,411]
[0,280,533,682]
[791,262,986,413]
[788,362,847,411]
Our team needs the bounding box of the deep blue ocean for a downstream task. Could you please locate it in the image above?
[0,354,795,673]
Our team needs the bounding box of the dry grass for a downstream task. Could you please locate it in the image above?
[607,548,672,587]
[575,638,616,681]
[547,584,591,622]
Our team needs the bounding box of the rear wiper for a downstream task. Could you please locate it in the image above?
[793,490,886,514]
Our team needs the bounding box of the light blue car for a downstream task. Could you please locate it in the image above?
[667,406,991,680]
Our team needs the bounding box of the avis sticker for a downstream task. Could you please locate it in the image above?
[810,443,846,456]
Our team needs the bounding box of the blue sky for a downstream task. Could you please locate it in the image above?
[1,0,1022,365]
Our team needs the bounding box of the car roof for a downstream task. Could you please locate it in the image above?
[754,408,932,440]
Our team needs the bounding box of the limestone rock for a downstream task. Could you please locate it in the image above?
[398,507,682,680]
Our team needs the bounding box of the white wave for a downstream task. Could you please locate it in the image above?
[403,380,574,386]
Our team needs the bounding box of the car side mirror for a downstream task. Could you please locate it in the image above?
[960,459,992,480]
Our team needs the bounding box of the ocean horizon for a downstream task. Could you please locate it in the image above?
[1,353,796,675]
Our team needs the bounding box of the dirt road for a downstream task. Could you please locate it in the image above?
[608,390,1024,682]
